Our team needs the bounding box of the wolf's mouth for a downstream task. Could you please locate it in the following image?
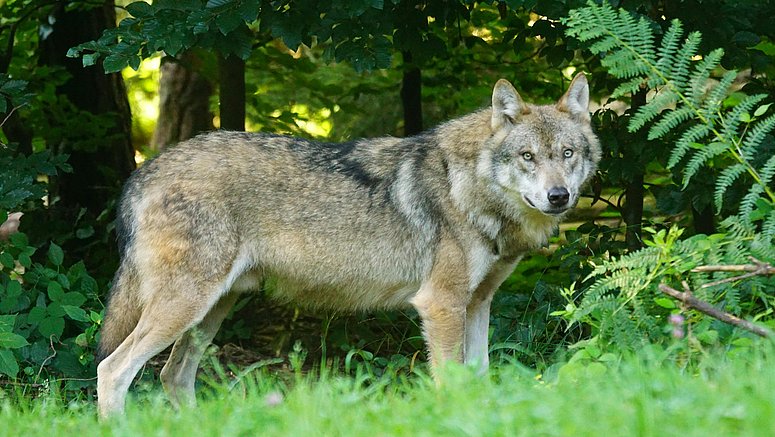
[522,195,538,209]
[523,194,570,216]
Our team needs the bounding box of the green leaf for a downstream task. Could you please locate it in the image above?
[47,302,65,318]
[17,253,31,268]
[754,103,772,118]
[6,280,21,297]
[47,281,65,302]
[82,53,100,67]
[103,54,130,73]
[48,242,64,266]
[75,226,95,239]
[61,292,86,307]
[0,349,19,378]
[0,252,13,269]
[27,307,45,325]
[126,1,153,18]
[38,316,64,339]
[216,10,243,35]
[0,315,15,332]
[206,0,232,7]
[0,332,29,349]
[62,305,89,322]
[8,231,28,247]
[90,311,102,323]
[654,298,676,309]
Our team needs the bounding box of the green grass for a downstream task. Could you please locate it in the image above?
[2,348,775,436]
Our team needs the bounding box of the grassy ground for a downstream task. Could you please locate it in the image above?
[2,347,774,436]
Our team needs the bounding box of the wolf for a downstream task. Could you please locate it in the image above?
[96,73,600,416]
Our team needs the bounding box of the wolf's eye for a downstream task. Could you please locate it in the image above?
[522,152,533,161]
[563,149,574,158]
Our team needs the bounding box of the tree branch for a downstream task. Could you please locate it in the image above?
[658,283,773,338]
[692,257,775,289]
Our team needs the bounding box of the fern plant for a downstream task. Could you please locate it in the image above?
[563,1,775,227]
[557,2,775,351]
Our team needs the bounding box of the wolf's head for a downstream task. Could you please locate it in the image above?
[483,73,601,217]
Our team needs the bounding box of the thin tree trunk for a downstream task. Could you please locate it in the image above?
[39,2,134,215]
[151,52,214,150]
[400,51,422,136]
[623,87,647,250]
[218,54,245,132]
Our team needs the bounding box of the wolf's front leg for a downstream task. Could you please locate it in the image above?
[412,283,467,379]
[464,260,520,374]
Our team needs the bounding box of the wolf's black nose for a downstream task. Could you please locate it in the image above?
[547,187,570,206]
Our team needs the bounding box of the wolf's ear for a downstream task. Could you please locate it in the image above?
[492,79,528,131]
[557,73,590,121]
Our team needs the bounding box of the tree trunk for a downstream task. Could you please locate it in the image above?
[623,88,648,250]
[151,52,214,150]
[39,2,134,215]
[218,54,245,132]
[400,51,423,136]
[692,205,716,235]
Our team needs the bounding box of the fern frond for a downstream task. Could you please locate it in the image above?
[760,153,775,187]
[698,70,736,122]
[612,77,647,99]
[741,113,775,161]
[649,20,683,89]
[688,49,725,104]
[682,141,729,187]
[720,94,767,143]
[648,106,695,140]
[629,89,678,132]
[739,184,765,218]
[762,210,775,241]
[668,123,713,168]
[714,163,747,211]
[667,32,702,95]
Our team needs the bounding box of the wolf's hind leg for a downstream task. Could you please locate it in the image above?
[97,282,224,418]
[160,291,241,408]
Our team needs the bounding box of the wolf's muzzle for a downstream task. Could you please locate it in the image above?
[547,186,570,207]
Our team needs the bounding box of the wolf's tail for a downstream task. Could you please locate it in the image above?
[96,263,142,363]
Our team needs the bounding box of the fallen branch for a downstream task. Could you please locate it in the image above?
[692,257,775,289]
[658,282,773,338]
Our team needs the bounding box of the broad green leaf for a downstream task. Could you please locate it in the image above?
[27,307,45,324]
[38,316,64,339]
[0,252,13,269]
[0,332,29,349]
[126,1,153,17]
[754,103,772,118]
[82,53,99,67]
[17,253,31,268]
[48,242,64,266]
[47,281,65,302]
[47,302,65,318]
[62,305,89,322]
[206,0,232,8]
[0,349,19,378]
[8,231,28,247]
[0,315,15,332]
[6,280,21,297]
[61,292,87,307]
[205,0,232,9]
[103,54,130,73]
[90,311,103,323]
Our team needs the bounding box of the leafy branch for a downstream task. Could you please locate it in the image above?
[563,1,775,221]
